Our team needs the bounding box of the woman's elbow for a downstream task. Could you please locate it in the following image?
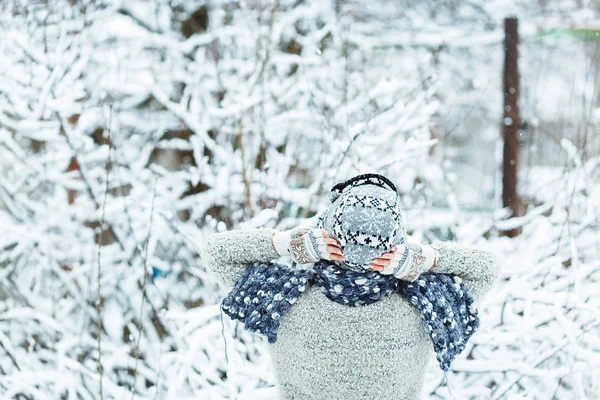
[470,247,500,298]
[200,232,233,286]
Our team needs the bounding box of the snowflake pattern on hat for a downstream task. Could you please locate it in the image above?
[321,173,407,272]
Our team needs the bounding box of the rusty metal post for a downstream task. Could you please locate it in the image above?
[502,17,522,237]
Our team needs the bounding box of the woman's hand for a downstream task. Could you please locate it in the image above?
[369,243,437,281]
[272,228,345,264]
[368,246,397,272]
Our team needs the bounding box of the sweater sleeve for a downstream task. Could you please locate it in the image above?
[200,228,280,289]
[428,241,500,302]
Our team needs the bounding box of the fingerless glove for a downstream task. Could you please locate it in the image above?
[271,228,331,264]
[380,242,437,281]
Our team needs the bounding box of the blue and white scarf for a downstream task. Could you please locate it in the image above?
[221,260,479,372]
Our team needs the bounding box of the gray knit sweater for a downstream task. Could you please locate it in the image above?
[201,228,499,400]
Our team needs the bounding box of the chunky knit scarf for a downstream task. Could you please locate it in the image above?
[221,260,480,372]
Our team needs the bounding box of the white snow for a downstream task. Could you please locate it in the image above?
[0,0,599,399]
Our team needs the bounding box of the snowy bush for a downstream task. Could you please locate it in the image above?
[0,0,599,399]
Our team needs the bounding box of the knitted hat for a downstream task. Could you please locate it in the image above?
[315,173,407,272]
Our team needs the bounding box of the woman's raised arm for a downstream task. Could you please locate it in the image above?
[200,228,280,289]
[428,241,500,302]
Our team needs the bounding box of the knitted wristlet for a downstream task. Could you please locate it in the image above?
[271,231,292,256]
[383,243,437,281]
[271,228,329,264]
[408,242,437,273]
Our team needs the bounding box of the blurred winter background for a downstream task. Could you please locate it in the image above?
[1,0,599,399]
